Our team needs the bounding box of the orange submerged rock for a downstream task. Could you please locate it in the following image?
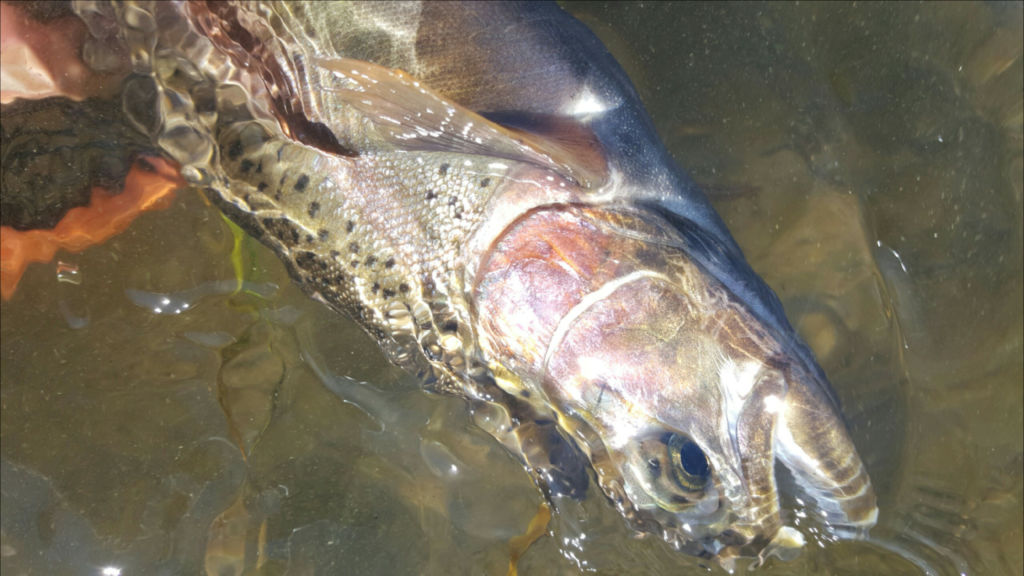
[0,157,182,300]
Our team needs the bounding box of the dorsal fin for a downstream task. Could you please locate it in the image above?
[315,58,607,189]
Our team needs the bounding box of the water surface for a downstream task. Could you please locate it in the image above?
[1,2,1021,575]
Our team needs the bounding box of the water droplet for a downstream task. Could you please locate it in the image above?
[56,261,81,285]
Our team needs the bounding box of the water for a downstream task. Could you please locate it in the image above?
[1,3,1021,575]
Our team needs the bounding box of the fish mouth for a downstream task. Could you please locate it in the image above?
[774,404,879,540]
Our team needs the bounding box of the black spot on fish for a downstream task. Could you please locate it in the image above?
[274,192,283,202]
[346,220,355,233]
[227,139,244,161]
[294,252,315,270]
[454,210,462,220]
[295,251,330,273]
[328,274,345,285]
[349,242,360,254]
[441,320,458,333]
[364,255,377,267]
[263,218,301,247]
[318,229,329,242]
[276,146,284,161]
[521,390,531,398]
[305,234,314,244]
[255,162,263,174]
[426,189,437,200]
[448,196,458,206]
[480,178,490,187]
[329,250,340,258]
[350,260,359,268]
[371,282,380,294]
[384,257,395,269]
[382,288,396,298]
[257,182,268,192]
[398,283,409,294]
[439,163,449,175]
[240,159,254,174]
[307,201,320,218]
[295,174,310,193]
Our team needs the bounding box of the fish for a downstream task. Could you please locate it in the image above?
[4,0,878,567]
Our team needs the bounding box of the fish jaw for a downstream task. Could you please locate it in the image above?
[472,200,877,560]
[775,371,880,538]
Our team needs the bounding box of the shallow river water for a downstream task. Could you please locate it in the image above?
[1,2,1021,575]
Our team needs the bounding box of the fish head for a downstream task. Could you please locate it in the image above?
[477,205,876,563]
[542,269,789,557]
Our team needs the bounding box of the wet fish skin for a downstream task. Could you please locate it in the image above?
[67,0,878,564]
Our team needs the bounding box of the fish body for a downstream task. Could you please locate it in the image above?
[55,0,877,564]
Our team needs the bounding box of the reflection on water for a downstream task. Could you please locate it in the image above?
[1,3,1021,575]
[125,280,279,316]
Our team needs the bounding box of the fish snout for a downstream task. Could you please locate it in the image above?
[775,372,879,540]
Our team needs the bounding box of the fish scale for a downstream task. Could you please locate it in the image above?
[215,117,502,371]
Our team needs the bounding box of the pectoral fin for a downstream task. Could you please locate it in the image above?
[315,58,606,188]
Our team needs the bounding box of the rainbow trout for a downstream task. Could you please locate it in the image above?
[64,0,876,565]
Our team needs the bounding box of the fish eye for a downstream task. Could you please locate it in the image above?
[666,433,710,490]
